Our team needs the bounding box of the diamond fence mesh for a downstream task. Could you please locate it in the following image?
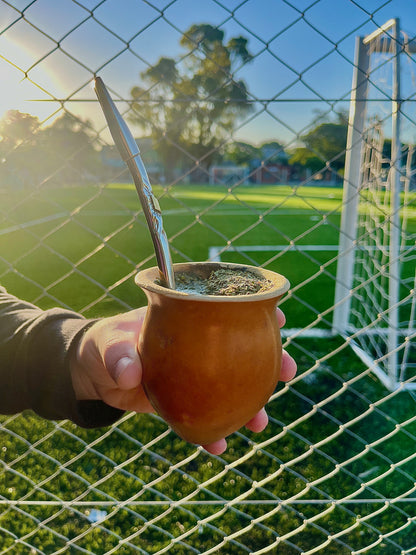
[1,1,416,554]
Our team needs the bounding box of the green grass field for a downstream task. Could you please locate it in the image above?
[1,183,416,554]
[0,183,347,324]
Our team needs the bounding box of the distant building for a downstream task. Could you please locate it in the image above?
[249,145,292,184]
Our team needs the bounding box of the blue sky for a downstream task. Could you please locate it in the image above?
[1,0,416,146]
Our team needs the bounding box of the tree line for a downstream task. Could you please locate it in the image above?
[0,110,100,189]
[0,23,352,188]
[0,110,348,189]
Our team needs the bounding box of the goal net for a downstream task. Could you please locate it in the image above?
[333,19,416,390]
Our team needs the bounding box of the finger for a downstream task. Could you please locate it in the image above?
[202,438,227,455]
[245,407,268,433]
[280,349,297,382]
[276,307,286,328]
[112,356,143,390]
[100,328,142,389]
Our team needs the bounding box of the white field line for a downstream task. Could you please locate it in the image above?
[0,211,132,235]
[208,243,415,261]
[208,244,339,261]
[0,213,68,235]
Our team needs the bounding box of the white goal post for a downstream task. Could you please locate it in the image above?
[333,19,416,390]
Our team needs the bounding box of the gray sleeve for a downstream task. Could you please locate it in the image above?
[0,286,124,427]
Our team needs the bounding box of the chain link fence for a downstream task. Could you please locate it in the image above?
[1,0,416,553]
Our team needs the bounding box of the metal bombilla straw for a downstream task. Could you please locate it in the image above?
[94,76,175,289]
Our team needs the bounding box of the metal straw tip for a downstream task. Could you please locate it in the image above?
[93,76,107,102]
[94,77,111,105]
[94,77,118,119]
[94,76,138,163]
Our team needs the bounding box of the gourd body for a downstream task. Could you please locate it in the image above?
[136,262,289,445]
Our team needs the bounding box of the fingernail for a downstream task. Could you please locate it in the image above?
[114,357,133,382]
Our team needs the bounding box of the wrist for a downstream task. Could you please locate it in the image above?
[69,326,101,401]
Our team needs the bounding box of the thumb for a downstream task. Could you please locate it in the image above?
[107,353,143,391]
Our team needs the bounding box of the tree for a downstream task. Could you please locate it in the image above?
[0,110,99,188]
[39,113,100,184]
[300,114,348,171]
[0,110,43,188]
[288,147,324,173]
[259,141,288,163]
[130,24,253,181]
[0,110,40,147]
[224,141,260,166]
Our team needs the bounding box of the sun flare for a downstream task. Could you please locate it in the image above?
[0,37,66,123]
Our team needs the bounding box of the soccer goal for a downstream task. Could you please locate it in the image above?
[209,165,249,185]
[333,19,416,390]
